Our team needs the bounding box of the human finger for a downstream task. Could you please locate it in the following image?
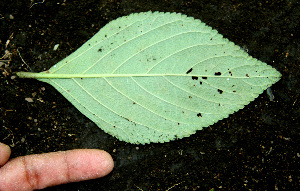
[0,149,114,191]
[0,142,11,166]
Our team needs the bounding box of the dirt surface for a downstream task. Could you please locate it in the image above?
[1,0,299,190]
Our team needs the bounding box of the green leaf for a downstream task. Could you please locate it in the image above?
[17,12,281,144]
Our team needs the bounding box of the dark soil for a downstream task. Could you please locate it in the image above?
[1,0,299,190]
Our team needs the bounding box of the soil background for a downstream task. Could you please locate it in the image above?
[1,0,299,190]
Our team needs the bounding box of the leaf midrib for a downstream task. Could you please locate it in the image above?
[16,72,275,79]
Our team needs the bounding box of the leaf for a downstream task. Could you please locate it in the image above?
[17,12,281,144]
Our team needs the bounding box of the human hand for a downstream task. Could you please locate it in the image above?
[0,142,114,191]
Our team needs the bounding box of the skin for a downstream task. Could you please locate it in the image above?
[0,142,114,191]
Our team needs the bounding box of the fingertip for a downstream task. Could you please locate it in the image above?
[98,150,114,175]
[66,149,114,181]
[0,143,11,166]
[0,148,114,191]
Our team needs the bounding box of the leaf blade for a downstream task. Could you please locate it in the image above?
[18,12,281,144]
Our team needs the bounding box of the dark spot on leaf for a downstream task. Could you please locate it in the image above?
[189,96,192,98]
[229,71,233,76]
[246,74,249,77]
[218,104,221,106]
[98,48,102,52]
[233,90,236,93]
[210,38,212,40]
[122,117,130,121]
[105,34,107,37]
[80,78,83,80]
[186,68,193,74]
[113,126,116,128]
[192,76,198,80]
[202,77,207,80]
[205,70,207,72]
[218,89,223,94]
[232,85,235,87]
[133,102,136,104]
[88,44,91,46]
[182,111,184,113]
[197,113,202,117]
[215,72,221,76]
[200,81,203,85]
[178,123,180,125]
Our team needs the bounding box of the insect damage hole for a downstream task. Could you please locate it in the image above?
[214,72,222,76]
[197,113,202,117]
[192,76,198,80]
[217,89,223,94]
[186,68,193,74]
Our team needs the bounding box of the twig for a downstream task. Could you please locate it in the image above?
[30,0,45,9]
[17,47,31,71]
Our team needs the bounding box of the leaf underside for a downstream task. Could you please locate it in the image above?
[19,12,281,144]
